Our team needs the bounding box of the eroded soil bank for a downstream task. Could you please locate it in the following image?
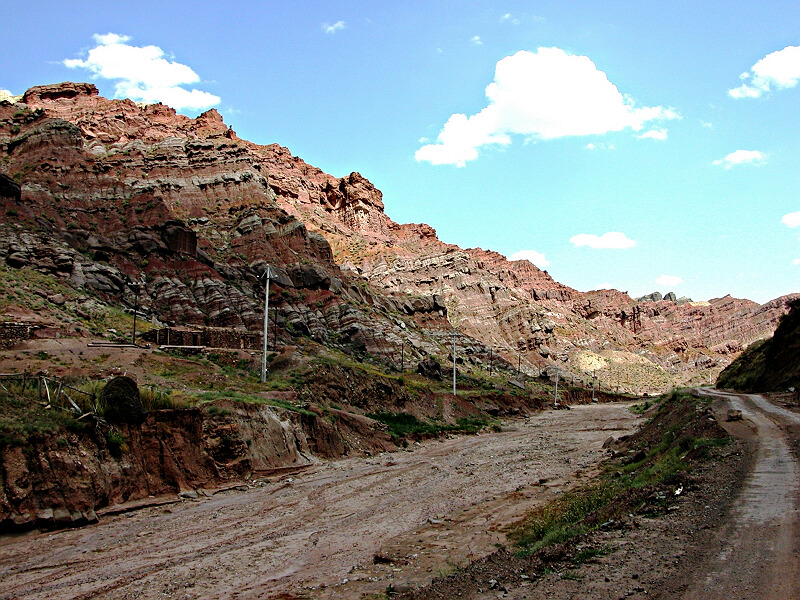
[0,402,641,600]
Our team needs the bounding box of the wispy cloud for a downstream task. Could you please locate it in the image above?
[782,211,800,228]
[656,274,683,287]
[712,149,767,169]
[500,13,521,24]
[793,258,800,265]
[637,128,668,140]
[585,142,615,150]
[63,33,220,113]
[508,249,550,268]
[416,47,678,166]
[322,21,346,34]
[470,35,483,45]
[729,45,800,99]
[570,232,636,249]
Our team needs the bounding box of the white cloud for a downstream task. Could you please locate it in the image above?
[729,45,800,99]
[585,142,615,150]
[656,274,683,287]
[322,21,346,34]
[712,149,767,169]
[701,121,713,129]
[471,36,483,45]
[509,249,550,268]
[416,47,679,166]
[63,33,220,112]
[0,89,20,102]
[793,258,800,265]
[500,13,520,24]
[782,211,800,228]
[637,128,668,140]
[569,232,636,249]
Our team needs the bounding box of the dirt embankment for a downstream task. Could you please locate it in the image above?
[0,363,550,534]
[0,402,642,600]
[0,402,396,533]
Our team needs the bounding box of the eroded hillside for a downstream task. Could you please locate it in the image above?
[1,82,796,394]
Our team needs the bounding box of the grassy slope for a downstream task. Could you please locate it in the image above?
[717,298,800,392]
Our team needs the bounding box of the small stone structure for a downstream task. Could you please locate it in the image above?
[142,326,262,350]
[0,322,37,349]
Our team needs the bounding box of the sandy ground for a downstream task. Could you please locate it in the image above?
[0,403,641,600]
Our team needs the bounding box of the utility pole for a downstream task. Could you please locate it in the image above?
[132,282,139,345]
[130,277,144,345]
[261,265,273,383]
[452,327,457,397]
[554,367,559,407]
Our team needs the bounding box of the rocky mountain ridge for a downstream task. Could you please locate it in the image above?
[1,82,796,393]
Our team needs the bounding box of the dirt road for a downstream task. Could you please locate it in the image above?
[678,389,800,599]
[0,403,640,600]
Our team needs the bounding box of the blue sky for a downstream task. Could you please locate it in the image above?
[3,1,799,303]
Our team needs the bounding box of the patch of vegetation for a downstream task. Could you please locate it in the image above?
[104,429,128,458]
[508,389,729,556]
[367,410,489,439]
[192,390,316,416]
[629,399,654,414]
[0,387,88,447]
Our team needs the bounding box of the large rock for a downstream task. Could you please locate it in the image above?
[417,357,443,380]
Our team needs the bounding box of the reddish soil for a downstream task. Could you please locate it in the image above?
[0,403,641,599]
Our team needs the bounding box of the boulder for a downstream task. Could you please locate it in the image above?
[416,357,442,380]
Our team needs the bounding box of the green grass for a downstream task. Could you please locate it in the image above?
[192,390,316,416]
[0,388,89,447]
[366,410,489,439]
[509,389,727,556]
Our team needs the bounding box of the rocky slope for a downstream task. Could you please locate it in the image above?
[1,82,796,393]
[716,297,800,392]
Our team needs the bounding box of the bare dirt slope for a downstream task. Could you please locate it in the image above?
[0,403,640,600]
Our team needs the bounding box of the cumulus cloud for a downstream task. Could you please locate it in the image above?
[322,21,346,34]
[782,211,800,228]
[569,232,636,249]
[712,149,767,169]
[729,45,800,99]
[656,274,683,287]
[471,36,483,45]
[63,33,219,112]
[415,47,679,166]
[0,89,20,102]
[508,249,550,268]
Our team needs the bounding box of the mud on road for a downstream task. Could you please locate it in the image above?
[0,403,641,600]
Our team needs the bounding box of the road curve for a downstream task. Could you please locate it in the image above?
[681,389,800,600]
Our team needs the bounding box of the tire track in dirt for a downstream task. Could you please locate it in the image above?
[0,403,641,600]
[681,389,800,599]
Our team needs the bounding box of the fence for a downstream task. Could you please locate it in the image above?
[0,372,98,414]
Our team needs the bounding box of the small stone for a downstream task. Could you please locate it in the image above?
[179,490,199,499]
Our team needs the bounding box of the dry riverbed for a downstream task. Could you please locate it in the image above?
[0,403,641,600]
